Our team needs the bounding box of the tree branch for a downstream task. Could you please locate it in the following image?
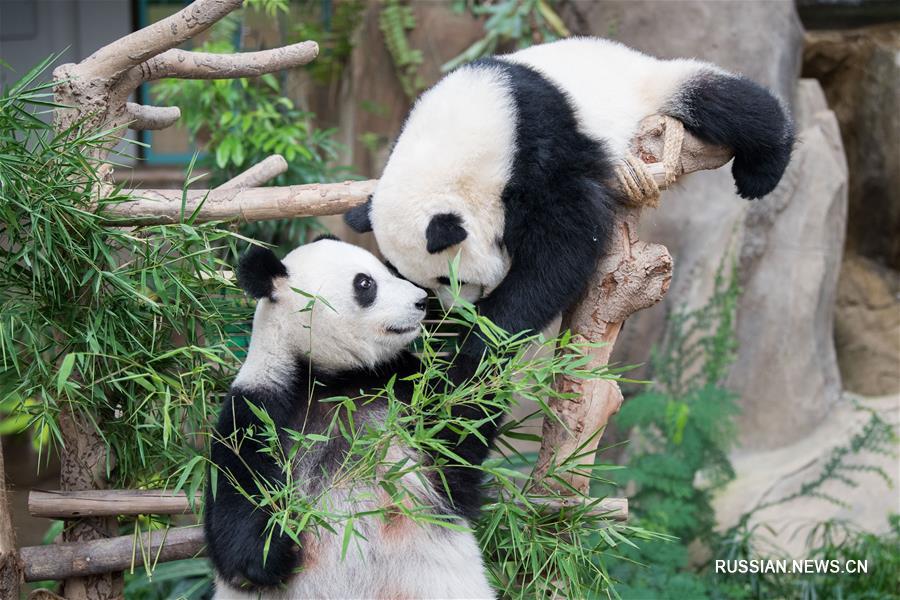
[215,154,288,190]
[77,0,243,80]
[124,103,181,131]
[102,180,376,225]
[120,43,319,92]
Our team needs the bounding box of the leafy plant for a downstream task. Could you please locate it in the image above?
[0,56,248,492]
[443,0,570,72]
[606,258,741,598]
[378,0,425,98]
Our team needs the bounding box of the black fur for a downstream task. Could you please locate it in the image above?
[204,377,305,589]
[313,233,340,242]
[426,213,468,254]
[352,273,377,308]
[344,196,373,232]
[665,74,794,199]
[205,350,499,589]
[464,59,617,355]
[237,246,288,300]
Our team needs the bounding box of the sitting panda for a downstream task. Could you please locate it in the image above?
[204,237,496,599]
[345,37,795,360]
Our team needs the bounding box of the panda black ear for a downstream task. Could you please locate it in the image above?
[344,196,373,233]
[237,245,288,300]
[313,233,340,242]
[426,213,468,254]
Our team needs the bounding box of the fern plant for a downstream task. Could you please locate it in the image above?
[608,258,742,599]
[378,0,425,98]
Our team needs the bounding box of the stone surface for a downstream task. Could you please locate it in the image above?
[835,254,900,395]
[803,25,900,269]
[713,392,899,557]
[562,0,804,106]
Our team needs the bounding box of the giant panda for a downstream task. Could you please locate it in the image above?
[345,37,794,359]
[205,237,496,599]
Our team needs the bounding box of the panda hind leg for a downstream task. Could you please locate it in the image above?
[663,70,795,199]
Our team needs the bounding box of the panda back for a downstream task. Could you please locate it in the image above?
[502,37,715,157]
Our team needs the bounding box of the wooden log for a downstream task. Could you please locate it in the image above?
[20,527,204,583]
[29,490,200,519]
[28,488,628,521]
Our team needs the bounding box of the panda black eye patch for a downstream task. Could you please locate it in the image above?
[353,273,377,307]
[437,276,472,286]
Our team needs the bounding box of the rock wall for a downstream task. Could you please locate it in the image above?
[803,26,899,269]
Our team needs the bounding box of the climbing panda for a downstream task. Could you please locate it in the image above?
[205,237,496,599]
[345,37,794,357]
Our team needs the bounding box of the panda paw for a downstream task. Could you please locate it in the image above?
[732,138,793,200]
[219,534,302,589]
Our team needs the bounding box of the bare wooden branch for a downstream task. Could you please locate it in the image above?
[102,180,376,225]
[29,490,199,519]
[216,155,289,190]
[119,43,319,93]
[0,442,22,599]
[124,103,181,131]
[533,116,732,496]
[20,527,204,583]
[77,0,243,80]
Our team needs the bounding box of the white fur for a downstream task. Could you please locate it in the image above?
[502,37,722,157]
[370,37,721,302]
[234,240,428,386]
[372,64,516,303]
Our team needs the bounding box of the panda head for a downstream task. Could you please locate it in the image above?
[236,236,428,375]
[345,194,511,307]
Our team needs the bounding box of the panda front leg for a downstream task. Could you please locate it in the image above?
[468,179,615,360]
[661,62,795,200]
[205,389,302,592]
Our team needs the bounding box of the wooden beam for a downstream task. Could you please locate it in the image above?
[29,490,200,519]
[29,488,628,521]
[20,526,204,583]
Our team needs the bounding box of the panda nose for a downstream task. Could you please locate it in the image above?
[414,296,427,312]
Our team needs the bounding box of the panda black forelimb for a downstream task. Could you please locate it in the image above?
[205,381,307,589]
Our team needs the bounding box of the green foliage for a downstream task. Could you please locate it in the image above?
[618,260,741,542]
[443,0,570,72]
[295,0,366,85]
[608,252,899,600]
[0,57,247,488]
[608,258,741,598]
[378,0,425,98]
